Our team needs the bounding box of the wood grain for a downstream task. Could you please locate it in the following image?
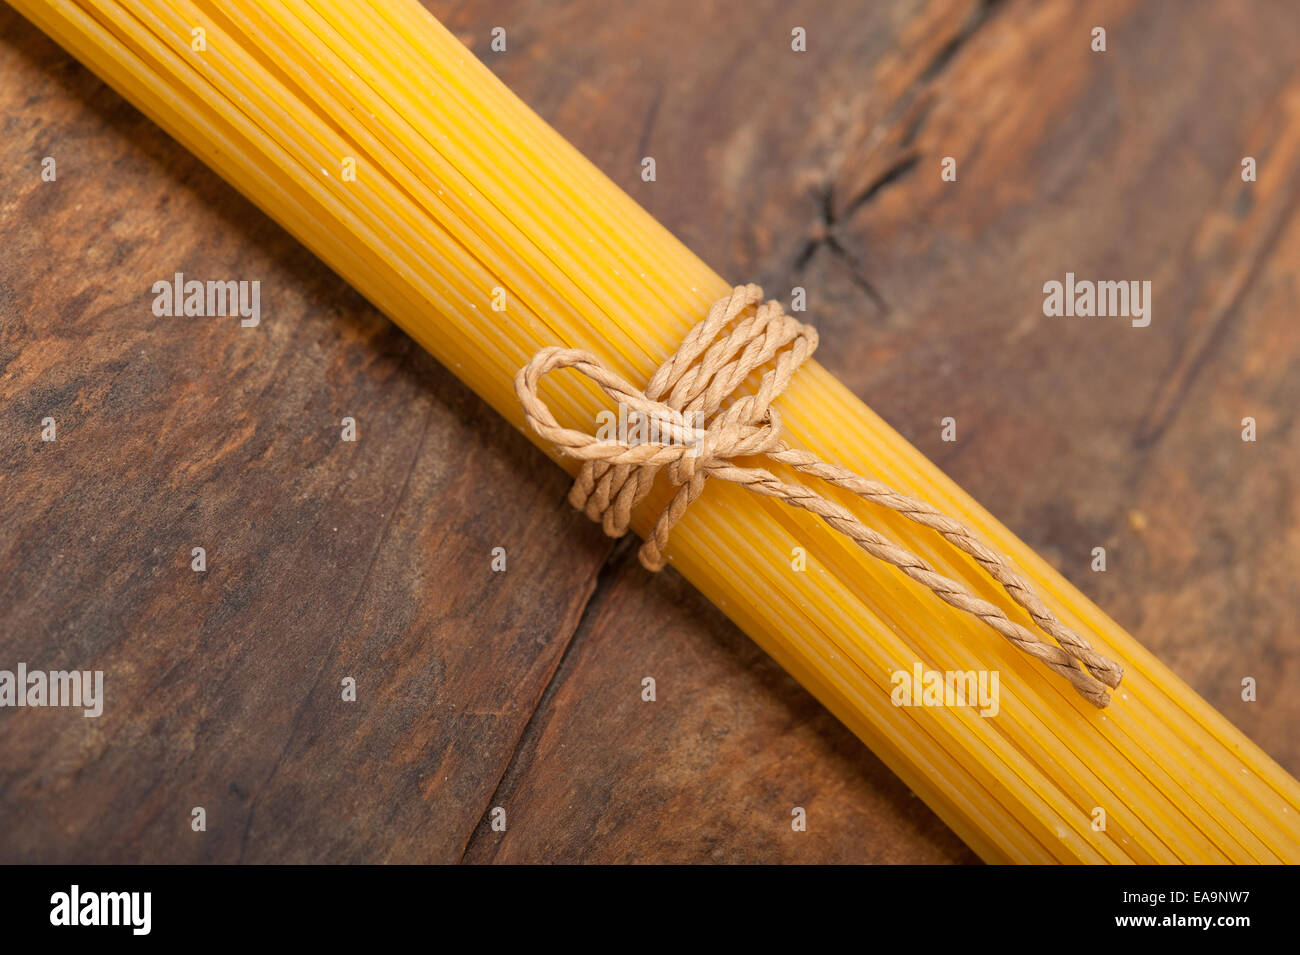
[1,0,1296,863]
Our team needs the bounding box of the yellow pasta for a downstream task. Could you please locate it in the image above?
[13,0,1299,862]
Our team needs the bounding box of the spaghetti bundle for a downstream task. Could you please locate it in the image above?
[14,0,1300,862]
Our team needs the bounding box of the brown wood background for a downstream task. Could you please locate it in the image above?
[1,0,1297,864]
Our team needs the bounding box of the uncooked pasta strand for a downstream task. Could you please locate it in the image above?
[13,0,1299,863]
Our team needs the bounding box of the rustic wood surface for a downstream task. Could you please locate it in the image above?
[1,0,1297,864]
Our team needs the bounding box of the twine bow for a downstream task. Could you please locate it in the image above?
[515,284,1123,706]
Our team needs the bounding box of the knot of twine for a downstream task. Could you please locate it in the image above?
[515,284,1123,707]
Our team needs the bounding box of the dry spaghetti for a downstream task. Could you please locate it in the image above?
[516,284,1123,706]
[13,0,1300,863]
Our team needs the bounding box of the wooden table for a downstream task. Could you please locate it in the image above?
[2,0,1297,863]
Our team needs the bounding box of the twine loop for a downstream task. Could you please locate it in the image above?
[515,285,1123,706]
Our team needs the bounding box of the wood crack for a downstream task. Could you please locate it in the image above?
[792,178,897,312]
[455,533,637,862]
[918,0,1006,86]
[1134,71,1300,450]
[237,389,437,863]
[635,85,663,163]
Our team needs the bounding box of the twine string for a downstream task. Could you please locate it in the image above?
[515,284,1123,707]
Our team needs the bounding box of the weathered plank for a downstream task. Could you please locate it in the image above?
[450,0,1300,860]
[1,0,1296,865]
[461,540,975,863]
[0,6,614,863]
